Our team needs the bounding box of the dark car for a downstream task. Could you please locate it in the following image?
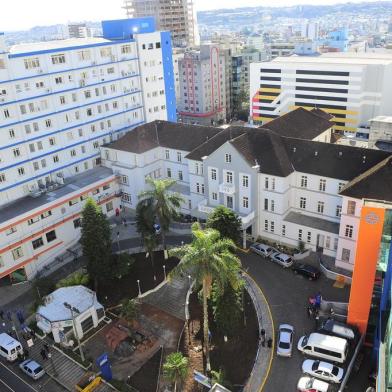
[292,263,320,280]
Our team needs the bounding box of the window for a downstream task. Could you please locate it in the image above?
[242,175,249,188]
[225,153,232,163]
[73,218,81,228]
[264,198,268,210]
[69,198,78,206]
[342,248,351,262]
[265,177,269,189]
[270,221,275,233]
[32,237,44,250]
[334,238,338,250]
[307,231,311,243]
[53,155,59,163]
[317,201,324,214]
[55,76,63,84]
[177,152,182,162]
[24,57,40,69]
[49,137,56,146]
[78,50,91,61]
[167,168,172,178]
[345,225,353,239]
[319,179,326,192]
[338,182,345,192]
[282,225,286,237]
[271,200,275,212]
[106,201,113,212]
[347,200,356,216]
[336,205,342,217]
[121,175,129,185]
[243,197,249,209]
[13,148,20,157]
[45,230,57,243]
[178,170,183,181]
[201,184,205,194]
[41,210,52,219]
[18,167,25,176]
[165,149,170,159]
[6,227,17,236]
[226,171,233,184]
[271,178,275,190]
[51,54,66,64]
[9,129,15,139]
[100,47,112,57]
[212,192,218,201]
[12,247,23,260]
[211,169,217,181]
[300,197,306,209]
[298,229,303,241]
[121,44,132,54]
[122,193,132,204]
[264,220,268,231]
[300,176,308,188]
[4,109,10,118]
[0,173,5,182]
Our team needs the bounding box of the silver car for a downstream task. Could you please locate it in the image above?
[19,359,45,380]
[250,243,277,258]
[277,324,294,357]
[270,252,294,268]
[302,359,344,383]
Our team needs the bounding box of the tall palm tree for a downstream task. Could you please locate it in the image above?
[163,352,188,392]
[138,178,184,251]
[169,223,241,372]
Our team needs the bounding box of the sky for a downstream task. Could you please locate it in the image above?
[0,0,384,31]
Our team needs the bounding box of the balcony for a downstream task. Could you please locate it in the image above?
[219,183,235,195]
[198,199,215,215]
[241,211,255,228]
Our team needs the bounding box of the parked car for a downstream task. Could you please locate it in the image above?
[19,359,45,380]
[277,324,294,357]
[297,376,330,392]
[270,252,294,268]
[250,243,277,258]
[292,263,321,280]
[302,359,344,383]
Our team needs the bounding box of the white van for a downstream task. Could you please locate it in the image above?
[297,333,348,364]
[0,333,23,361]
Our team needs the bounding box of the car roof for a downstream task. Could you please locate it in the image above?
[22,359,41,370]
[254,243,271,249]
[316,361,334,372]
[298,264,319,272]
[280,331,292,343]
[276,253,292,260]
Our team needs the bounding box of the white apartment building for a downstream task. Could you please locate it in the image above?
[123,0,198,47]
[178,44,229,126]
[250,53,392,136]
[102,108,390,272]
[368,116,392,150]
[0,18,176,283]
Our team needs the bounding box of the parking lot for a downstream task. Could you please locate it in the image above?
[241,250,371,392]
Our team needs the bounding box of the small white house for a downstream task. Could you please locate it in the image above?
[36,285,105,344]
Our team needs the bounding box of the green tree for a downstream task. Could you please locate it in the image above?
[135,199,158,274]
[163,352,188,392]
[111,253,134,279]
[120,298,139,323]
[211,368,232,390]
[56,271,89,288]
[138,178,183,250]
[80,198,112,292]
[169,223,241,372]
[206,205,242,244]
[211,280,244,338]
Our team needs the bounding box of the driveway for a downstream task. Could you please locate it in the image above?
[241,251,359,392]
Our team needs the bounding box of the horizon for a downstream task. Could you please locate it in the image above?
[1,0,389,32]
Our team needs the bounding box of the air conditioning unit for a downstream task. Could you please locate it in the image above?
[79,80,85,87]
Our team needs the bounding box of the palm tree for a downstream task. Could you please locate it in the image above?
[138,178,184,251]
[120,298,139,323]
[163,352,188,392]
[169,223,241,372]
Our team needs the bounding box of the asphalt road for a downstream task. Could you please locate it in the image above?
[0,360,66,392]
[240,251,367,392]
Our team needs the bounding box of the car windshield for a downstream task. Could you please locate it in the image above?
[33,366,43,374]
[306,379,314,388]
[302,336,308,346]
[312,362,319,371]
[279,341,290,349]
[285,257,292,263]
[331,366,339,376]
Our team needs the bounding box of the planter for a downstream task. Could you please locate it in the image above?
[293,249,311,260]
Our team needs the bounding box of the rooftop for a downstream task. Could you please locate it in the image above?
[284,211,340,234]
[0,166,114,225]
[38,285,102,322]
[370,116,392,124]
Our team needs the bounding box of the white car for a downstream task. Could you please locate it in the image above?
[19,359,45,380]
[297,376,330,392]
[302,359,344,384]
[270,252,294,268]
[250,243,277,258]
[277,324,294,357]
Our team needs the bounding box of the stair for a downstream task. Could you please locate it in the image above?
[140,275,189,321]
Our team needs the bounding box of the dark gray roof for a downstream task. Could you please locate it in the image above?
[108,121,220,154]
[284,211,340,234]
[339,156,392,202]
[262,107,333,140]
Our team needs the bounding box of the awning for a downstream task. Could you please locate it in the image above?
[37,321,52,334]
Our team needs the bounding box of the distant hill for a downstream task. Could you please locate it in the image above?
[197,1,392,25]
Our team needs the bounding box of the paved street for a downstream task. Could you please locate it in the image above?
[241,251,363,392]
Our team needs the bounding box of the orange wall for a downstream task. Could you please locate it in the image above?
[347,206,385,335]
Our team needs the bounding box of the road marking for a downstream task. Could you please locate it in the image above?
[0,362,39,392]
[0,377,16,392]
[244,272,275,392]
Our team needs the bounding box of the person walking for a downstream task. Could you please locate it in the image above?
[267,338,273,348]
[6,310,11,321]
[0,309,4,320]
[260,328,266,347]
[40,348,48,360]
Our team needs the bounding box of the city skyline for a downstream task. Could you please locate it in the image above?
[0,0,387,32]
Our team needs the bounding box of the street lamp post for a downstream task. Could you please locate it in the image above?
[163,265,166,280]
[64,302,85,362]
[137,280,141,297]
[116,231,120,252]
